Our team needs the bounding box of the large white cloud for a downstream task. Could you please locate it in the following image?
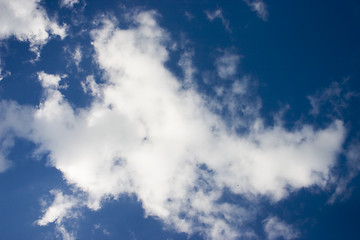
[0,0,66,46]
[0,10,346,240]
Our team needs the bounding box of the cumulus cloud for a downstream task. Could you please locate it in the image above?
[0,11,347,240]
[264,216,299,240]
[243,0,269,21]
[205,8,231,32]
[0,0,66,53]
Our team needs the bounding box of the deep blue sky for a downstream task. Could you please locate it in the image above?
[0,0,359,239]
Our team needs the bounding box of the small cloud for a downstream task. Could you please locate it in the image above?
[178,50,196,85]
[264,216,299,240]
[0,136,14,173]
[184,11,194,21]
[243,0,269,21]
[205,8,231,32]
[60,0,80,8]
[214,50,241,79]
[0,68,10,81]
[329,140,360,203]
[37,71,67,89]
[37,190,81,226]
[307,78,359,118]
[73,46,82,67]
[93,223,110,236]
[81,75,101,97]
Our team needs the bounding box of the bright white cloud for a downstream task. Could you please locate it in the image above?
[37,71,67,89]
[60,0,79,8]
[0,0,66,47]
[264,216,299,240]
[205,8,231,32]
[0,11,347,240]
[243,0,269,21]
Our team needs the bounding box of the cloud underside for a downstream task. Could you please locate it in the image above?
[0,11,346,240]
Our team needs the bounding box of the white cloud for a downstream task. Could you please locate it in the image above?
[306,79,359,203]
[307,79,357,117]
[56,225,76,240]
[264,216,299,240]
[0,100,33,172]
[73,46,82,67]
[205,8,231,32]
[0,135,13,173]
[37,190,81,226]
[0,0,66,48]
[37,190,80,240]
[60,0,80,8]
[81,75,101,97]
[178,50,196,85]
[37,71,67,89]
[215,50,241,79]
[243,0,269,21]
[0,68,10,81]
[0,11,347,240]
[329,140,360,203]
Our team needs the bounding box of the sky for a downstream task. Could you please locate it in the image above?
[0,0,360,239]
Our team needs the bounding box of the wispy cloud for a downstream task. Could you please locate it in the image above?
[307,79,358,118]
[214,50,241,79]
[243,0,269,21]
[0,68,10,81]
[205,8,231,32]
[264,216,299,240]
